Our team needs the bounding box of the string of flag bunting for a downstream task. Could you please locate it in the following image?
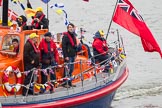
[50,3,69,26]
[0,0,89,26]
[0,48,125,95]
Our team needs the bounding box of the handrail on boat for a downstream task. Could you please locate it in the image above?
[0,49,125,96]
[0,37,126,97]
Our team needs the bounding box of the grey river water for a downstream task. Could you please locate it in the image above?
[6,0,162,107]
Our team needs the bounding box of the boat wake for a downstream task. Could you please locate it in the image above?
[114,84,162,101]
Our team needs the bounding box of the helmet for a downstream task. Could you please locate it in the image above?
[98,30,104,36]
[29,33,39,39]
[36,7,43,12]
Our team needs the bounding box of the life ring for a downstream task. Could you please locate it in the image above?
[3,66,22,93]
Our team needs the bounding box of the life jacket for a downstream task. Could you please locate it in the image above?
[39,39,56,53]
[18,15,27,27]
[63,32,76,47]
[31,14,45,29]
[39,38,58,62]
[22,22,26,27]
[13,45,19,53]
[28,39,40,53]
[92,38,108,56]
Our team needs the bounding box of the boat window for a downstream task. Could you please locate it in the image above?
[1,34,20,53]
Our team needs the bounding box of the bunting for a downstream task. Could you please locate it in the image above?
[17,0,25,10]
[54,3,64,8]
[11,0,26,10]
[8,9,18,21]
[51,3,69,26]
[25,8,36,18]
[11,0,17,4]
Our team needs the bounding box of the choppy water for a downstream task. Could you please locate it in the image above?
[8,0,162,107]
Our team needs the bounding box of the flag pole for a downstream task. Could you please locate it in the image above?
[106,0,118,40]
[47,2,49,20]
[47,1,49,30]
[2,0,9,26]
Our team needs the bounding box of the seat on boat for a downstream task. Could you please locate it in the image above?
[77,44,88,58]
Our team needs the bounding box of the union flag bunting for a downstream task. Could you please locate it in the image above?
[8,9,18,21]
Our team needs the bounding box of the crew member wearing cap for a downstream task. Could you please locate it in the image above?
[22,33,40,96]
[31,7,49,29]
[39,32,59,92]
[92,30,109,64]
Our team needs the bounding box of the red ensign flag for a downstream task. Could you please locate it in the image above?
[0,0,2,6]
[113,0,162,57]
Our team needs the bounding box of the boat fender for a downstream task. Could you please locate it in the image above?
[3,66,22,93]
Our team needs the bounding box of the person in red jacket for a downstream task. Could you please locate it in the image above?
[92,30,109,64]
[39,32,59,93]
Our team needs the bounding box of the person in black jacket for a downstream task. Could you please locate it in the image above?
[16,15,28,30]
[31,7,49,29]
[16,0,32,30]
[22,33,40,96]
[62,23,77,88]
